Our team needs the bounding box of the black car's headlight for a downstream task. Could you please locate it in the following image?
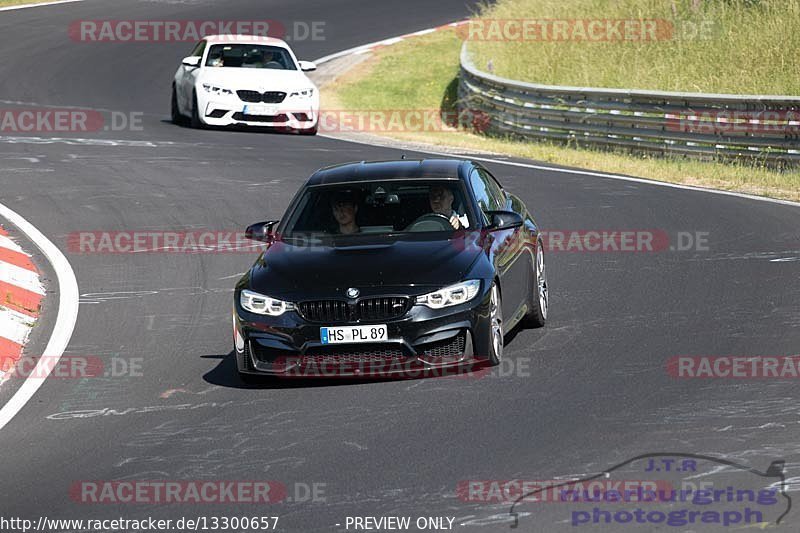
[240,289,295,316]
[415,280,481,309]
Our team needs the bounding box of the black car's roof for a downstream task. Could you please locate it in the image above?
[307,159,471,186]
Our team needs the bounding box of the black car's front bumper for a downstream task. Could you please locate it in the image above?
[233,286,493,378]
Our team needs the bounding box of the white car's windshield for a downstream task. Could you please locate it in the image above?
[205,44,297,70]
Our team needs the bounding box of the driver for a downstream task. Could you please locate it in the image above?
[330,191,360,234]
[428,185,468,229]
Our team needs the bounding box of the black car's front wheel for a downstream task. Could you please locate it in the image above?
[487,282,503,366]
[524,239,548,327]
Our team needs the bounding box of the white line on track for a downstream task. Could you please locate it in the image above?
[319,133,800,208]
[0,203,79,432]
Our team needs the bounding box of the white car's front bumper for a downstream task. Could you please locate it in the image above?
[199,95,318,130]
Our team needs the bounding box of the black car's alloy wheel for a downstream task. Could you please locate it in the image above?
[524,240,548,327]
[488,282,503,365]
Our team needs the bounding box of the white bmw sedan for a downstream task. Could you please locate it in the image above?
[172,35,319,134]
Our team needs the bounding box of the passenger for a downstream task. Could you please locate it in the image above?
[331,191,360,234]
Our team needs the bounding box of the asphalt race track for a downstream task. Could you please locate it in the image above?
[0,1,799,532]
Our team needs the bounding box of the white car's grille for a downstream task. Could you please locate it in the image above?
[237,90,286,103]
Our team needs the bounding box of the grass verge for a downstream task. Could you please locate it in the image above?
[468,0,800,95]
[324,28,800,202]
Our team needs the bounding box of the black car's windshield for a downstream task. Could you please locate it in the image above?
[282,180,474,238]
[205,44,296,70]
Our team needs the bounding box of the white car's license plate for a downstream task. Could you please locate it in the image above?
[243,104,278,116]
[321,325,388,344]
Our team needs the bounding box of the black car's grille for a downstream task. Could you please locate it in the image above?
[301,345,406,365]
[298,300,350,322]
[250,342,407,375]
[418,332,466,361]
[232,112,288,123]
[357,297,409,321]
[236,90,287,103]
[297,297,410,323]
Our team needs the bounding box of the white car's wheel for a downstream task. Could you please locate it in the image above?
[171,85,185,125]
[190,90,204,129]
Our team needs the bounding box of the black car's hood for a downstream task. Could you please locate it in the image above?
[247,235,483,299]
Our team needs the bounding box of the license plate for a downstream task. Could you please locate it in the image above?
[321,325,388,344]
[243,104,278,116]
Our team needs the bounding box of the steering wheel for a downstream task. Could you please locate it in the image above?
[405,213,453,232]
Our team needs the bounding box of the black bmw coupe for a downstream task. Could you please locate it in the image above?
[233,159,548,380]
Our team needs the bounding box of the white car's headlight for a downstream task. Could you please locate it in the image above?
[202,83,234,96]
[240,289,295,316]
[289,88,315,99]
[415,280,481,309]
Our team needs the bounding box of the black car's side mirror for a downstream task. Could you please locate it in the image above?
[485,210,524,230]
[245,220,279,242]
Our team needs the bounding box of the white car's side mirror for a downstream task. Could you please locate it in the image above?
[298,60,317,72]
[182,56,202,68]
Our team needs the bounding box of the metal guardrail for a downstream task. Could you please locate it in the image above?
[457,43,800,165]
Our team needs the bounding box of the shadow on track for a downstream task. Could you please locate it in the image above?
[202,351,418,389]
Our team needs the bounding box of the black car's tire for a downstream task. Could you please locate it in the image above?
[487,282,503,366]
[170,85,184,125]
[190,90,204,129]
[523,240,548,328]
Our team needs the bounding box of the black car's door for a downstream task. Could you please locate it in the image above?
[468,167,529,324]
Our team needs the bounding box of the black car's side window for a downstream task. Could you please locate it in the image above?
[469,169,504,216]
[478,168,507,208]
